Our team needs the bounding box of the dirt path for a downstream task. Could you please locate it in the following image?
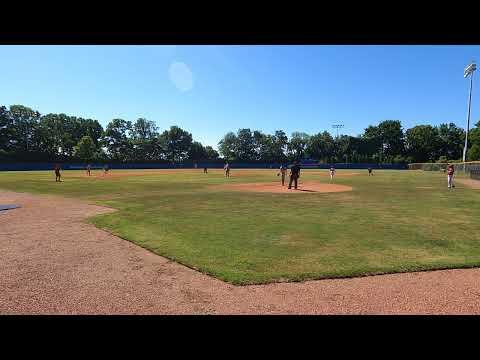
[456,178,480,189]
[2,190,480,314]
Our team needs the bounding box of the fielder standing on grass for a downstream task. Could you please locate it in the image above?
[54,163,62,182]
[288,161,301,190]
[86,163,91,176]
[447,164,455,189]
[278,164,287,186]
[368,167,373,176]
[330,165,336,181]
[224,162,230,178]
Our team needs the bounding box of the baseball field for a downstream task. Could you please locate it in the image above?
[1,168,479,285]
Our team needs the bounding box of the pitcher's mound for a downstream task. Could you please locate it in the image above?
[215,182,352,194]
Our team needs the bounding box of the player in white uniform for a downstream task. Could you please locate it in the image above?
[447,164,455,189]
[277,164,287,186]
[224,162,230,178]
[329,166,336,181]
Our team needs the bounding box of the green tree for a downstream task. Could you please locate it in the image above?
[159,126,193,162]
[437,123,464,160]
[130,118,159,160]
[468,120,480,156]
[0,106,11,156]
[271,130,288,162]
[204,146,219,160]
[218,132,237,160]
[468,144,480,161]
[405,125,441,162]
[307,131,335,162]
[132,118,158,140]
[78,118,104,146]
[252,130,268,161]
[188,141,207,161]
[333,135,354,163]
[362,120,404,162]
[74,136,97,162]
[37,113,67,159]
[287,132,310,161]
[378,120,405,161]
[103,118,133,161]
[60,115,84,157]
[8,105,41,156]
[258,130,289,162]
[363,125,383,160]
[235,128,256,161]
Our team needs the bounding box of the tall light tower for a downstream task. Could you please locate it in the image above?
[332,124,344,138]
[463,61,476,163]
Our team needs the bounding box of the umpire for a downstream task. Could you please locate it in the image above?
[288,161,301,189]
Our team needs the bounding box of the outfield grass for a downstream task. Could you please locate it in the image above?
[1,168,479,285]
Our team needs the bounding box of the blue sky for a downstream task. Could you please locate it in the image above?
[0,45,479,149]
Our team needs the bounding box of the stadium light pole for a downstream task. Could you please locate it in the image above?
[463,61,476,163]
[332,124,344,138]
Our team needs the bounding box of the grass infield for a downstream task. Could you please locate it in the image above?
[1,168,479,285]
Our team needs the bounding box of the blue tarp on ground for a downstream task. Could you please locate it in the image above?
[0,205,20,211]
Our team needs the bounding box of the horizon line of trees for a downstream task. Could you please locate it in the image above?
[2,103,480,164]
[219,120,480,164]
[0,104,219,163]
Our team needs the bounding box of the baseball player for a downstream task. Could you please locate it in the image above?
[288,161,301,189]
[86,164,91,176]
[447,164,455,189]
[277,164,287,186]
[224,162,230,178]
[203,167,208,174]
[329,166,336,181]
[368,167,373,176]
[54,164,62,182]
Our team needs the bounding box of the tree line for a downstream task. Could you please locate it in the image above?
[0,104,219,163]
[2,104,480,164]
[219,120,480,163]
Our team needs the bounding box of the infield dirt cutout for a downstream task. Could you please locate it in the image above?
[214,181,353,194]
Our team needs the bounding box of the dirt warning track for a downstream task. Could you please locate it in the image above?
[2,190,480,314]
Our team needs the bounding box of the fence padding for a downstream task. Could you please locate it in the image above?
[0,162,408,171]
[409,162,480,173]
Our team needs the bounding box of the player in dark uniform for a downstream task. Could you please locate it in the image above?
[288,161,301,189]
[368,167,373,176]
[203,167,208,174]
[86,164,91,176]
[54,164,62,182]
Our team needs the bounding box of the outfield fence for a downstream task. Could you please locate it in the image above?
[471,169,480,180]
[408,161,480,173]
[0,161,408,171]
